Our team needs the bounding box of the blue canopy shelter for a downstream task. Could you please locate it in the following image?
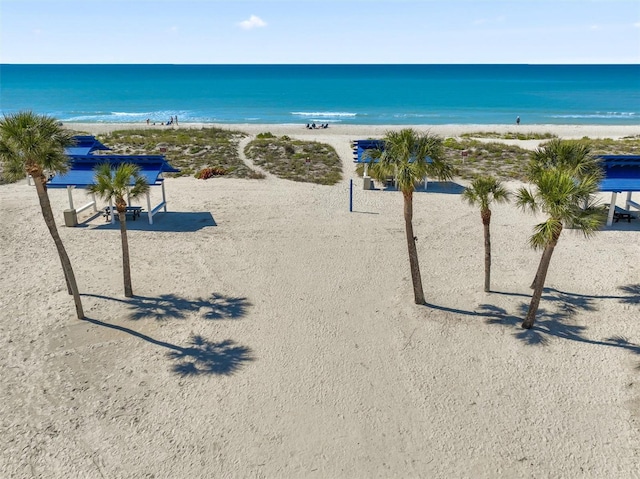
[597,155,640,226]
[47,137,180,225]
[352,139,433,190]
[65,135,111,156]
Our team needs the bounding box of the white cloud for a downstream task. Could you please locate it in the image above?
[238,15,267,30]
[634,21,640,28]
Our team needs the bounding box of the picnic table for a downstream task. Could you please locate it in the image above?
[613,205,636,223]
[103,206,143,222]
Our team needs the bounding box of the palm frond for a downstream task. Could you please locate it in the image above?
[463,175,510,210]
[515,187,538,213]
[88,163,149,205]
[529,219,562,250]
[377,128,450,193]
[521,140,604,253]
[0,111,75,179]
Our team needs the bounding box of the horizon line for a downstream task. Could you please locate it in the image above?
[2,62,639,66]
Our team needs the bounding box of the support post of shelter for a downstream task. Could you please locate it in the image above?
[67,185,75,209]
[161,180,167,212]
[606,192,617,226]
[109,199,115,225]
[146,191,153,225]
[63,209,78,227]
[92,193,97,212]
[349,179,353,212]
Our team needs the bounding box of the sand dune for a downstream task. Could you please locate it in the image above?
[1,123,638,478]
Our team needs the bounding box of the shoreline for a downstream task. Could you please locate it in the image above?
[65,122,639,140]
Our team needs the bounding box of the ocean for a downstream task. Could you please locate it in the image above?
[1,64,639,126]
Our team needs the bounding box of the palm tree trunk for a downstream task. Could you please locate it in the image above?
[481,209,492,293]
[529,246,553,290]
[403,190,425,304]
[33,176,85,319]
[522,238,559,329]
[118,211,134,297]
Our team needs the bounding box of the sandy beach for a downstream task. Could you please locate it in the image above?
[69,120,640,140]
[1,122,639,478]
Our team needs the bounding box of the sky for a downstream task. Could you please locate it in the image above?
[1,0,639,64]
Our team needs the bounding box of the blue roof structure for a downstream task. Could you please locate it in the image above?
[48,155,180,189]
[48,135,180,225]
[352,139,433,166]
[49,135,180,189]
[64,135,111,157]
[597,155,640,193]
[353,139,385,163]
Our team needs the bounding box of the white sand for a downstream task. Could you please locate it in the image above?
[68,121,640,141]
[1,123,639,478]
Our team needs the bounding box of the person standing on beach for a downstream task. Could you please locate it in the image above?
[516,116,521,125]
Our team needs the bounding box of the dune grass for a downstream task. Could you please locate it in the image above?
[442,138,531,181]
[244,133,343,185]
[460,131,557,140]
[96,128,265,179]
[356,135,640,183]
[579,136,640,155]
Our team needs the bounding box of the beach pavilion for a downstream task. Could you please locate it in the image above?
[352,139,436,190]
[47,136,180,225]
[598,155,640,226]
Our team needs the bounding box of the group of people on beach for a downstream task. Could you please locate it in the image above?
[146,116,179,126]
[306,123,329,129]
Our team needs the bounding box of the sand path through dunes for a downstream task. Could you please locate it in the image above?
[237,135,274,179]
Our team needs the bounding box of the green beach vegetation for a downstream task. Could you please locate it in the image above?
[576,136,640,155]
[356,138,533,181]
[460,131,558,140]
[95,128,265,179]
[354,135,640,183]
[443,138,533,181]
[244,133,342,185]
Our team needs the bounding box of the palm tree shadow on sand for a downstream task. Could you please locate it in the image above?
[81,292,254,375]
[426,284,640,362]
[82,317,254,376]
[83,292,251,321]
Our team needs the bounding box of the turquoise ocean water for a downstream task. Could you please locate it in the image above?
[1,64,639,125]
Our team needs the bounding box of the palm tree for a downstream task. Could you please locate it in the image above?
[0,111,84,319]
[462,176,510,292]
[88,163,149,297]
[528,139,601,179]
[368,129,453,304]
[527,139,603,290]
[516,157,604,329]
